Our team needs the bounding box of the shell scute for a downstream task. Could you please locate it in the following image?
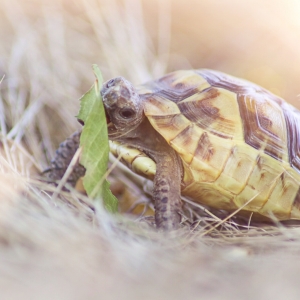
[182,181,235,210]
[283,103,300,173]
[146,114,191,143]
[168,124,200,164]
[178,87,244,140]
[238,94,288,162]
[143,96,180,116]
[259,171,299,219]
[152,70,211,102]
[215,143,258,194]
[234,154,285,212]
[197,69,255,94]
[189,132,233,182]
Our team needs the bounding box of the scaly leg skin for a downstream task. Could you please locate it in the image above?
[45,131,86,187]
[153,151,183,230]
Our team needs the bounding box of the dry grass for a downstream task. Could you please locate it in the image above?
[1,0,300,299]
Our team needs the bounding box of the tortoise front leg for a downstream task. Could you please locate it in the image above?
[152,151,183,230]
[120,119,184,230]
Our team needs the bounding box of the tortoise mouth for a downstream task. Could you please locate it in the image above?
[107,122,135,139]
[105,111,118,138]
[107,122,118,138]
[104,109,116,136]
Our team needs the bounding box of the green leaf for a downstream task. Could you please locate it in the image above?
[77,64,118,213]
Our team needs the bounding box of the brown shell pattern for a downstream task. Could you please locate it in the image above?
[139,69,300,220]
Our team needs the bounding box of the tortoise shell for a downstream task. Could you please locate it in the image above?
[107,69,300,221]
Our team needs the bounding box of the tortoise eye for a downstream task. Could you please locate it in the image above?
[119,108,135,119]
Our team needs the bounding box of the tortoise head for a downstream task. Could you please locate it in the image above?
[101,77,145,138]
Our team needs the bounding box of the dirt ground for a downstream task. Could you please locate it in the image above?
[1,0,300,299]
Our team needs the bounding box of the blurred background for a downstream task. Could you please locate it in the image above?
[2,1,300,298]
[0,0,300,165]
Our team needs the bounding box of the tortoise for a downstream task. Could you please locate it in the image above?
[48,69,300,230]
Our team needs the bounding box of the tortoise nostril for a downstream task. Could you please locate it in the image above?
[106,79,115,88]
